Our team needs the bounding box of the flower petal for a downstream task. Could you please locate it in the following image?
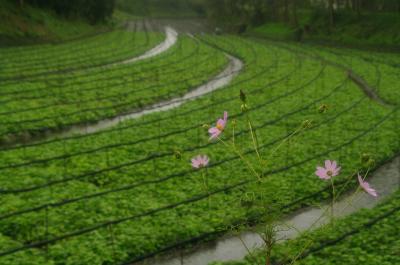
[208,127,219,134]
[357,174,363,184]
[358,174,378,197]
[223,111,228,122]
[209,130,221,140]
[316,167,328,179]
[217,118,226,129]
[332,166,341,176]
[203,155,210,164]
[325,160,332,170]
[367,188,378,197]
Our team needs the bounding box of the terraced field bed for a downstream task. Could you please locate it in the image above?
[213,189,400,265]
[0,27,164,79]
[0,33,228,141]
[268,41,400,106]
[0,27,399,265]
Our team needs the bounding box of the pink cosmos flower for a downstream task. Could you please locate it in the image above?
[358,174,378,197]
[315,160,341,180]
[208,111,228,140]
[191,155,210,169]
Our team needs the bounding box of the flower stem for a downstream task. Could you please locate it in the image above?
[246,113,262,164]
[340,168,371,213]
[268,124,305,160]
[232,122,236,146]
[287,169,363,264]
[330,178,335,223]
[201,169,210,208]
[218,137,261,181]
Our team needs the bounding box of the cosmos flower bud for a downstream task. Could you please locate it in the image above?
[361,153,371,163]
[240,192,255,207]
[202,124,210,129]
[318,104,329,113]
[361,153,375,168]
[232,119,237,127]
[173,150,182,160]
[302,120,312,129]
[240,89,247,104]
[241,104,248,112]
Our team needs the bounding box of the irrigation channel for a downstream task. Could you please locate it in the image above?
[110,26,178,66]
[1,26,243,145]
[135,156,400,265]
[5,22,398,264]
[52,54,243,138]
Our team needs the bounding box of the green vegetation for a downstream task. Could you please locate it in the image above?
[24,0,115,23]
[0,0,109,45]
[305,11,400,47]
[0,30,163,78]
[195,0,400,48]
[252,23,298,41]
[212,190,400,265]
[116,0,205,18]
[0,35,228,139]
[251,11,400,48]
[268,40,400,105]
[0,34,398,264]
[0,1,399,263]
[112,9,140,23]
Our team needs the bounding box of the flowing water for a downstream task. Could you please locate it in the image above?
[56,54,243,137]
[115,26,178,66]
[136,156,400,265]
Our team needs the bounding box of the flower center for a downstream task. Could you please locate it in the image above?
[216,124,224,131]
[327,170,333,176]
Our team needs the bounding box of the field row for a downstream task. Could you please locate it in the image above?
[0,36,228,139]
[272,41,400,106]
[214,189,400,265]
[0,34,398,264]
[0,22,163,79]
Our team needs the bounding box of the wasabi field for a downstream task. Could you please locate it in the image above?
[0,1,399,264]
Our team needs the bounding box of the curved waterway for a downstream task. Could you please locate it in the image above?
[110,26,178,66]
[56,54,243,137]
[135,156,400,265]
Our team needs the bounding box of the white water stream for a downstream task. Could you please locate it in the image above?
[57,54,243,137]
[137,156,400,265]
[113,26,178,66]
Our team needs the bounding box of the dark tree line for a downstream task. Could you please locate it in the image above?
[116,0,206,17]
[23,0,396,26]
[319,0,400,26]
[201,0,400,30]
[17,0,115,23]
[202,0,300,31]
